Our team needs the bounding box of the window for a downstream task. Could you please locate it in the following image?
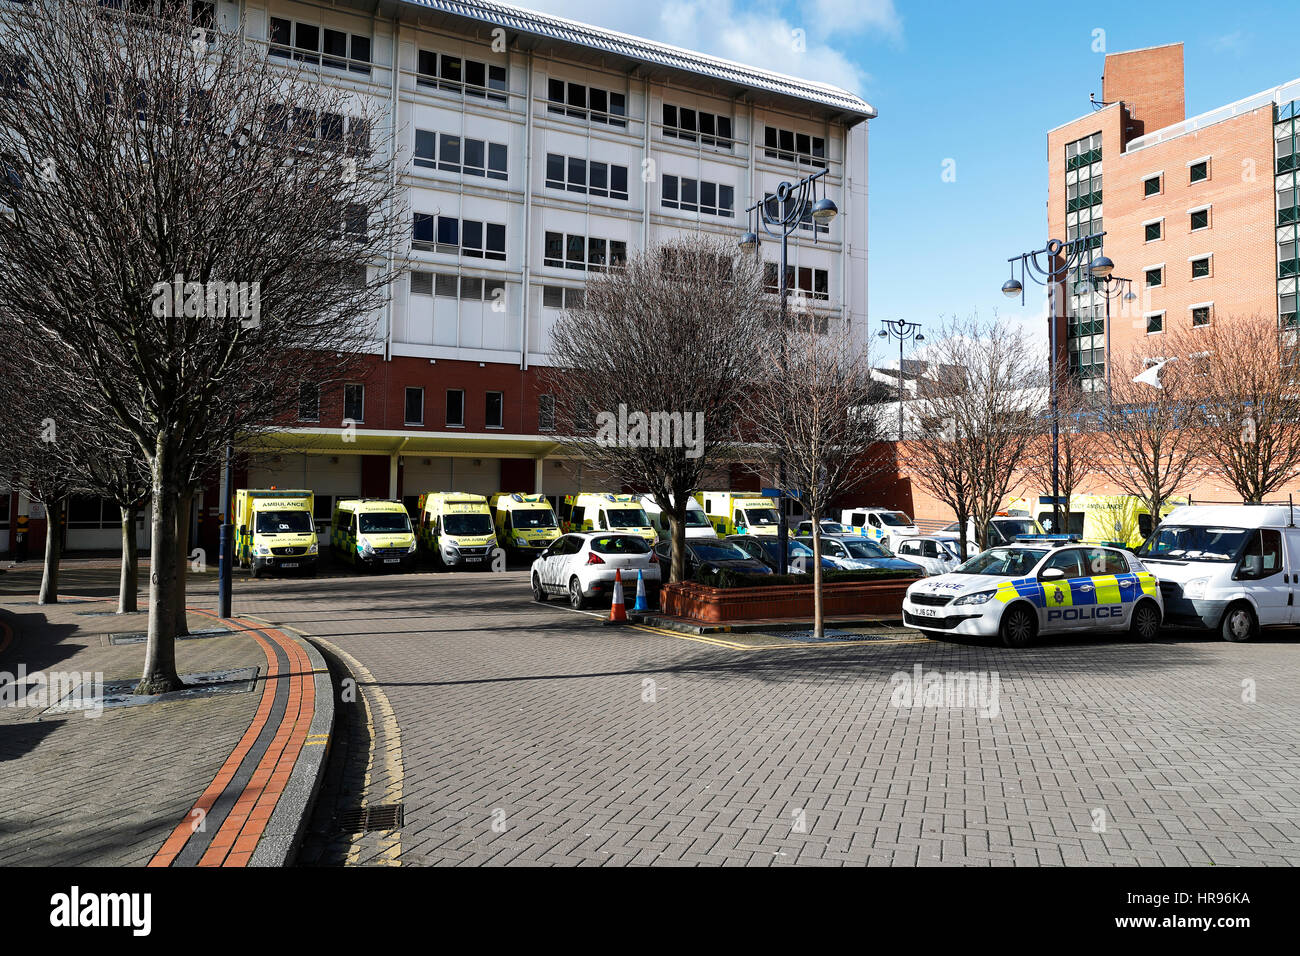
[405,387,424,426]
[1146,312,1164,335]
[546,78,625,127]
[1143,174,1162,197]
[268,17,370,74]
[763,263,830,300]
[416,50,507,102]
[763,126,826,167]
[410,271,433,296]
[1190,207,1210,231]
[1145,220,1163,242]
[1145,266,1163,287]
[297,383,320,422]
[1191,255,1211,279]
[485,391,503,429]
[1191,305,1212,327]
[1237,529,1283,581]
[538,394,556,431]
[542,286,584,309]
[343,384,364,423]
[544,154,629,200]
[1189,159,1209,183]
[415,130,508,179]
[543,231,624,271]
[413,214,505,260]
[446,389,465,427]
[662,104,733,147]
[661,176,734,217]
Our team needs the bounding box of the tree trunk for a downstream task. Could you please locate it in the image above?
[118,503,138,614]
[138,442,184,695]
[172,488,191,637]
[37,497,62,605]
[811,520,824,639]
[956,509,970,561]
[669,502,687,585]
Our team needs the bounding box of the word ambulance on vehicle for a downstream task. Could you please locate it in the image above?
[840,507,920,549]
[234,489,318,578]
[901,537,1163,647]
[697,491,780,537]
[490,493,561,557]
[331,498,416,570]
[416,493,499,569]
[558,493,657,544]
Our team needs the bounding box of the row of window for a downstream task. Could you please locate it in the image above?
[1142,160,1210,199]
[547,79,627,127]
[763,263,831,300]
[662,176,734,217]
[662,105,733,147]
[269,16,371,74]
[412,215,507,260]
[542,232,628,271]
[1143,256,1213,287]
[1144,304,1213,334]
[544,155,630,200]
[1144,212,1212,243]
[409,271,506,303]
[299,383,507,430]
[414,131,508,179]
[416,50,507,102]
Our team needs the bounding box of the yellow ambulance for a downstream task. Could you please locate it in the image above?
[558,493,657,544]
[697,491,780,537]
[234,489,318,578]
[489,493,561,558]
[416,492,499,569]
[331,498,417,570]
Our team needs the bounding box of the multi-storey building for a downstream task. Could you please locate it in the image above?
[1,0,876,555]
[1047,43,1299,390]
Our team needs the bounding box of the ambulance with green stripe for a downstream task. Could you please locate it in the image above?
[234,489,318,578]
[490,493,561,557]
[902,537,1163,647]
[331,499,416,570]
[416,492,500,569]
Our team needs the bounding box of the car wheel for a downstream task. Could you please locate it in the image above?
[1129,600,1161,642]
[532,573,548,603]
[568,577,588,610]
[999,604,1037,648]
[1220,602,1257,643]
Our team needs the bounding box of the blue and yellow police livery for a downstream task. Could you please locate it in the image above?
[901,539,1163,647]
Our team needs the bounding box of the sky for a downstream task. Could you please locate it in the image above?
[518,0,1299,355]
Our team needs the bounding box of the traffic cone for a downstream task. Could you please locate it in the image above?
[609,569,628,623]
[633,570,647,612]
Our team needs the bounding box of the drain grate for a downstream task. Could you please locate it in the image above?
[337,804,404,833]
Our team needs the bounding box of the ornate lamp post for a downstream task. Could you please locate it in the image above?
[876,319,925,441]
[1087,255,1136,404]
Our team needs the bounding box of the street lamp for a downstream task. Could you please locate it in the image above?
[1001,233,1105,534]
[740,167,837,573]
[1088,256,1136,404]
[877,319,924,441]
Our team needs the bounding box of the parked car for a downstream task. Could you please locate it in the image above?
[892,535,963,576]
[726,534,837,573]
[796,534,923,573]
[531,532,660,610]
[653,539,773,578]
[943,515,1047,556]
[796,519,852,536]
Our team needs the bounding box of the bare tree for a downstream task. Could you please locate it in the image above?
[1105,347,1208,523]
[1172,315,1300,502]
[747,307,887,638]
[903,317,1042,555]
[1020,377,1103,532]
[544,235,768,583]
[0,1,403,691]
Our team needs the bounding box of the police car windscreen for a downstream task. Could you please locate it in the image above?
[359,513,411,534]
[956,547,1042,576]
[880,512,912,526]
[444,513,494,536]
[1138,525,1248,562]
[256,511,313,534]
[606,508,649,527]
[513,509,557,529]
[842,539,891,559]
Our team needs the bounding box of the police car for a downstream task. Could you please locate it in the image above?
[901,537,1164,647]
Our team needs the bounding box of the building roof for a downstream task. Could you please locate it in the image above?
[394,0,876,121]
[1125,75,1300,153]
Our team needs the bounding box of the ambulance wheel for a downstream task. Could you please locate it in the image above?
[532,574,548,603]
[249,563,260,580]
[999,605,1037,648]
[1220,602,1257,643]
[1129,600,1162,642]
[568,577,588,610]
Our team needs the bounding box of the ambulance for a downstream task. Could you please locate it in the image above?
[558,493,657,544]
[1009,494,1187,548]
[416,493,500,569]
[840,507,921,549]
[490,493,561,558]
[234,489,318,578]
[638,494,715,542]
[697,491,780,537]
[331,499,416,570]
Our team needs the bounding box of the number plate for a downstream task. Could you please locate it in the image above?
[464,557,482,563]
[383,558,400,564]
[911,606,939,618]
[281,562,299,569]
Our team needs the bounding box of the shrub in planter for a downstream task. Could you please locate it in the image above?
[695,566,917,589]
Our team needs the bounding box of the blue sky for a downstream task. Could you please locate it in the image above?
[522,0,1298,350]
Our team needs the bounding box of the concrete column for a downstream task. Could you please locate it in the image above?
[534,456,545,494]
[389,453,400,499]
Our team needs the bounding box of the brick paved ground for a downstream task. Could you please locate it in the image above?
[228,566,1300,867]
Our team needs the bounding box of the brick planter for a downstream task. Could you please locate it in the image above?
[660,577,916,624]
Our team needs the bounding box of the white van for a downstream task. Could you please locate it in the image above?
[1136,504,1300,642]
[638,495,715,541]
[841,507,919,549]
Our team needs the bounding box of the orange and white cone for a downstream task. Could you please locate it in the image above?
[609,569,627,623]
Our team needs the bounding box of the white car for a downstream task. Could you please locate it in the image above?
[531,532,661,610]
[795,534,923,573]
[902,541,1164,647]
[893,535,963,576]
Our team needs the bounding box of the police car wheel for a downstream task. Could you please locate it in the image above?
[1129,601,1161,642]
[1220,603,1257,643]
[532,573,548,603]
[999,605,1037,648]
[568,577,588,610]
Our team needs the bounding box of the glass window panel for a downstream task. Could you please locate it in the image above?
[437,215,459,246]
[486,223,505,258]
[567,156,586,192]
[488,143,507,179]
[589,161,607,194]
[611,165,627,199]
[587,236,606,270]
[462,219,482,253]
[439,134,460,170]
[441,56,462,83]
[463,138,485,173]
[466,60,486,88]
[545,231,562,265]
[589,87,607,115]
[546,153,565,186]
[543,286,563,308]
[567,234,587,269]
